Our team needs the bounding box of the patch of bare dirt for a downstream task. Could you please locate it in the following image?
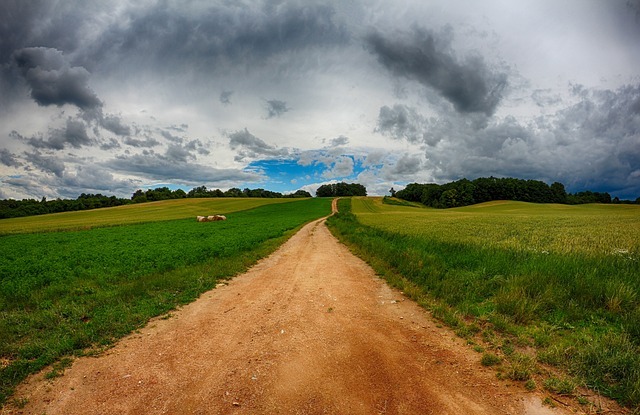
[4,209,604,414]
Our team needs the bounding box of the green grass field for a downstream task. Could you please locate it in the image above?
[0,197,332,405]
[0,198,300,235]
[328,197,640,409]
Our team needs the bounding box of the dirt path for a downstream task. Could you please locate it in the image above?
[8,205,578,414]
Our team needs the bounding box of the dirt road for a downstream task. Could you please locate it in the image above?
[8,207,577,414]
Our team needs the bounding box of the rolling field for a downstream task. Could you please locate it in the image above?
[327,197,640,409]
[0,197,332,404]
[354,198,640,257]
[0,198,300,235]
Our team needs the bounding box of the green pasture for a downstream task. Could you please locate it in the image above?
[328,197,640,409]
[0,197,332,405]
[0,198,299,235]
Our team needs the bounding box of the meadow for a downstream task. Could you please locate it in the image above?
[0,197,332,405]
[0,197,300,235]
[327,197,640,409]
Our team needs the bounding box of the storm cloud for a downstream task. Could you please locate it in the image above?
[24,150,66,177]
[100,114,131,137]
[389,154,423,177]
[375,83,640,197]
[0,149,21,167]
[376,105,432,145]
[1,1,639,200]
[13,47,102,110]
[24,118,93,150]
[367,28,507,116]
[81,2,350,73]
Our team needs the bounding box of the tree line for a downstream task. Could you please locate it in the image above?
[0,186,312,219]
[315,182,367,197]
[394,177,639,208]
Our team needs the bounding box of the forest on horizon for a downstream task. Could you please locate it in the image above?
[1,178,638,220]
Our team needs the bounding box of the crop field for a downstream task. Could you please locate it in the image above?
[354,198,640,257]
[0,197,300,235]
[0,197,332,404]
[328,197,640,408]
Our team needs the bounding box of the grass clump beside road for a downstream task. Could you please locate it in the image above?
[326,197,640,409]
[0,197,332,405]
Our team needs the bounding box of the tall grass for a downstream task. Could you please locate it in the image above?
[327,198,640,409]
[0,198,332,405]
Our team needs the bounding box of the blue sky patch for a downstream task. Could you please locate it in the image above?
[242,156,367,193]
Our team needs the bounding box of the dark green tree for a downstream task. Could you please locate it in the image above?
[550,182,567,203]
[315,182,367,197]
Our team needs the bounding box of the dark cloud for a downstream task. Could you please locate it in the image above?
[124,137,160,148]
[100,114,131,136]
[160,130,183,143]
[183,139,210,156]
[390,154,422,176]
[24,150,65,177]
[25,118,92,150]
[1,1,350,71]
[376,105,433,144]
[220,91,233,105]
[12,47,102,110]
[60,165,133,197]
[0,1,48,63]
[60,119,92,148]
[265,99,290,118]
[1,176,42,199]
[381,107,544,182]
[0,1,94,64]
[83,2,349,73]
[376,84,640,198]
[106,153,263,184]
[0,148,22,167]
[624,0,640,26]
[1,165,134,200]
[366,27,507,116]
[165,143,195,163]
[549,84,640,195]
[1,1,638,200]
[228,128,289,160]
[100,138,120,151]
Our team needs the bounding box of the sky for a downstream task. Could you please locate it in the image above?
[1,0,639,200]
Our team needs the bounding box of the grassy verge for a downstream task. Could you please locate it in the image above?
[0,198,332,405]
[326,198,640,410]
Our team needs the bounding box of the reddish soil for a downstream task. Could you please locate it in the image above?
[4,201,602,414]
